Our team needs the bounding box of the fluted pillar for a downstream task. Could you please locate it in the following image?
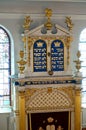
[19,91,26,130]
[75,88,81,130]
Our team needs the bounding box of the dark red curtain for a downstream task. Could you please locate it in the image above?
[28,112,69,130]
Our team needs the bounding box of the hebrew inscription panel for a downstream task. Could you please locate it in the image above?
[51,39,64,71]
[33,39,47,72]
[33,39,64,72]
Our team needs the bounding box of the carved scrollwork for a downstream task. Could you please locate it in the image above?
[57,86,75,105]
[65,16,74,31]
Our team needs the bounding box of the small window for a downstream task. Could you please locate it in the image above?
[0,27,11,107]
[79,28,86,108]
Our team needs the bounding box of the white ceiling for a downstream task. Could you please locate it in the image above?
[0,0,86,15]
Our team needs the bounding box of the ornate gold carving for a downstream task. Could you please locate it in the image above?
[23,16,33,30]
[17,50,27,74]
[47,87,52,93]
[28,37,33,66]
[75,89,81,96]
[19,91,25,98]
[28,36,67,44]
[26,106,73,112]
[25,87,74,112]
[66,36,73,48]
[66,36,73,65]
[74,50,82,73]
[25,88,41,105]
[57,86,74,105]
[22,16,33,63]
[22,36,26,43]
[65,16,74,31]
[44,8,53,30]
[25,88,37,101]
[45,8,52,18]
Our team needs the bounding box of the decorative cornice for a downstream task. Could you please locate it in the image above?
[1,13,86,20]
[15,78,82,86]
[52,0,86,1]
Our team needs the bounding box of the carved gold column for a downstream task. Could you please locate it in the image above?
[28,37,32,66]
[19,91,26,130]
[66,36,73,66]
[75,88,81,130]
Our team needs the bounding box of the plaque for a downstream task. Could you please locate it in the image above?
[33,39,47,72]
[51,39,64,71]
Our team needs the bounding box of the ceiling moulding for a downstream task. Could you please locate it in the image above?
[0,13,86,20]
[23,0,86,2]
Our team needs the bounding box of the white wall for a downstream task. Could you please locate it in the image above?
[82,108,86,128]
[0,113,10,130]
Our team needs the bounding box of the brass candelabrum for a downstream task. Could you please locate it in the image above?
[17,50,27,74]
[74,50,82,73]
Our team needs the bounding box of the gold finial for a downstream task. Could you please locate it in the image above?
[44,8,53,30]
[17,50,27,74]
[47,87,52,93]
[23,16,33,30]
[45,8,52,17]
[74,50,82,73]
[65,16,74,31]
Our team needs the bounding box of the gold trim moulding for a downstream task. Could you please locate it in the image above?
[26,106,74,113]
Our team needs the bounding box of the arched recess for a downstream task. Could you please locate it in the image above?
[26,88,73,112]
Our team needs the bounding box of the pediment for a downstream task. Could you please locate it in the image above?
[27,24,71,37]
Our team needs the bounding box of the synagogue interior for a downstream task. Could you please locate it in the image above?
[0,1,86,130]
